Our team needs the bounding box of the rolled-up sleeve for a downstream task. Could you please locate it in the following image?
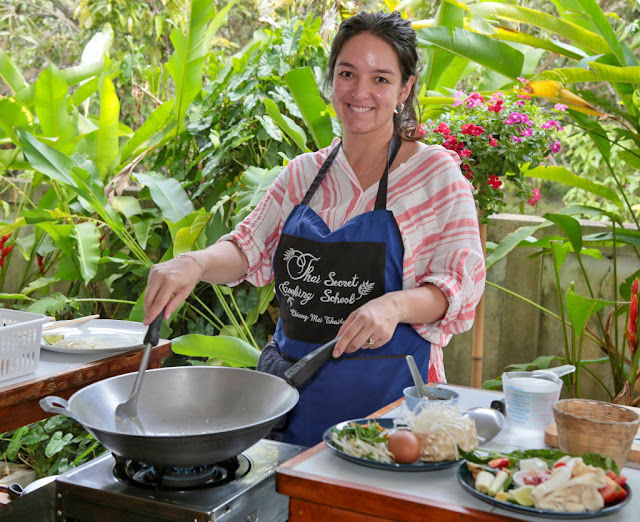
[396,146,485,348]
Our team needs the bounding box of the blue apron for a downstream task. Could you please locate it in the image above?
[271,135,431,447]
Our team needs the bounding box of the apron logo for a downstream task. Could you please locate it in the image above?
[283,248,321,282]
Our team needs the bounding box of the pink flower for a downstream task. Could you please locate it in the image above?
[435,123,451,135]
[550,139,562,154]
[465,92,486,108]
[517,76,528,83]
[489,135,498,147]
[510,135,522,143]
[488,99,504,113]
[488,175,503,188]
[520,127,533,137]
[452,90,465,107]
[504,112,532,126]
[514,100,526,106]
[541,120,564,131]
[554,103,568,112]
[460,148,472,157]
[527,188,541,206]
[461,123,485,136]
[517,94,531,100]
[416,124,427,137]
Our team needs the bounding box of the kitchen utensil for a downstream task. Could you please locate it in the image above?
[553,399,640,470]
[462,407,505,443]
[114,312,164,434]
[0,476,58,498]
[502,369,563,432]
[405,355,439,400]
[533,364,576,379]
[39,338,339,467]
[403,386,459,411]
[42,314,100,331]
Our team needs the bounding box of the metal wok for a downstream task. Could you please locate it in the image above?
[40,339,336,467]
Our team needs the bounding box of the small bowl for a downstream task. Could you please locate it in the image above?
[403,385,459,412]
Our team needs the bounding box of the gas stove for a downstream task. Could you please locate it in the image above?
[54,439,305,521]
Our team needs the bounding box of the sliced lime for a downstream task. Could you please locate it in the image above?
[508,485,535,507]
[43,334,64,344]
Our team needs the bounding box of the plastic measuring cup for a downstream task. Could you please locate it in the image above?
[502,370,564,432]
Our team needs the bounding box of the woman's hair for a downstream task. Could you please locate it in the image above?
[326,11,421,141]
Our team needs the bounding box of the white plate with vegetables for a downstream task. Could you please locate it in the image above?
[323,401,480,471]
[457,449,631,518]
[41,319,145,354]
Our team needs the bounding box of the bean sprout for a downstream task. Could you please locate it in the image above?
[395,402,478,461]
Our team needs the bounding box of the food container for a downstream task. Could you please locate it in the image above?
[502,370,563,432]
[0,309,49,382]
[553,398,640,470]
[403,385,459,411]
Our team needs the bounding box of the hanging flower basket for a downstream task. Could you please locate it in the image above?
[420,83,565,224]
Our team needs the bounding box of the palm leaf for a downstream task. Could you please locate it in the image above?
[34,65,74,154]
[0,50,28,93]
[73,221,101,282]
[167,0,235,132]
[469,2,610,55]
[525,166,622,208]
[95,71,120,178]
[416,27,524,80]
[134,171,195,224]
[284,67,333,149]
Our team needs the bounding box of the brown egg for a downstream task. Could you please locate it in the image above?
[387,430,421,464]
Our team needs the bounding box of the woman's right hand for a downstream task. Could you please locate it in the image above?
[143,256,202,324]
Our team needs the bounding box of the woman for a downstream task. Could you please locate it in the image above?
[144,11,485,447]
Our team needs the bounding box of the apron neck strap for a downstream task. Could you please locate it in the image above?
[301,134,403,209]
[374,133,402,211]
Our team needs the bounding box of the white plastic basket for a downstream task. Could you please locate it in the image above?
[0,309,49,382]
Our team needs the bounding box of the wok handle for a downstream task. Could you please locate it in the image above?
[284,338,339,388]
[39,396,81,424]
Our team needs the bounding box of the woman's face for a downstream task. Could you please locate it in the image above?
[331,32,414,139]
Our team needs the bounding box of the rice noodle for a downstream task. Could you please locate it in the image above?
[396,402,478,461]
[51,338,97,350]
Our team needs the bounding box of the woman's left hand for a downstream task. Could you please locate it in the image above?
[333,293,400,357]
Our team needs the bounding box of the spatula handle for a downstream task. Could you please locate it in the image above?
[143,312,164,347]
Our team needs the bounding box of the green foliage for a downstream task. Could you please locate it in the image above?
[180,15,329,202]
[0,416,105,478]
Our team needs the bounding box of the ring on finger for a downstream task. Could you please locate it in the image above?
[367,337,375,348]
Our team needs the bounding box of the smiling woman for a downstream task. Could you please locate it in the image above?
[143,10,485,448]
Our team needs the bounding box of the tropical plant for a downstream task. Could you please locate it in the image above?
[421,87,564,222]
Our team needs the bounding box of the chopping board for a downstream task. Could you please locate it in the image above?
[544,405,640,465]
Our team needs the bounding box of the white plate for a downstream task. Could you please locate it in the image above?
[41,319,145,354]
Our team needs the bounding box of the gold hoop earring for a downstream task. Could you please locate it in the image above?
[394,102,405,114]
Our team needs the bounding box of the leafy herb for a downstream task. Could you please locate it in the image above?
[332,421,388,445]
[458,448,619,475]
[1,416,106,478]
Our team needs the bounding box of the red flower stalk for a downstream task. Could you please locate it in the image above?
[626,278,639,354]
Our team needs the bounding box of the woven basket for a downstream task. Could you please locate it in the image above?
[553,399,640,470]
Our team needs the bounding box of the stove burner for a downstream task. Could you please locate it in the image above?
[112,454,251,490]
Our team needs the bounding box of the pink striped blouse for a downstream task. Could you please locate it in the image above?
[221,139,486,382]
